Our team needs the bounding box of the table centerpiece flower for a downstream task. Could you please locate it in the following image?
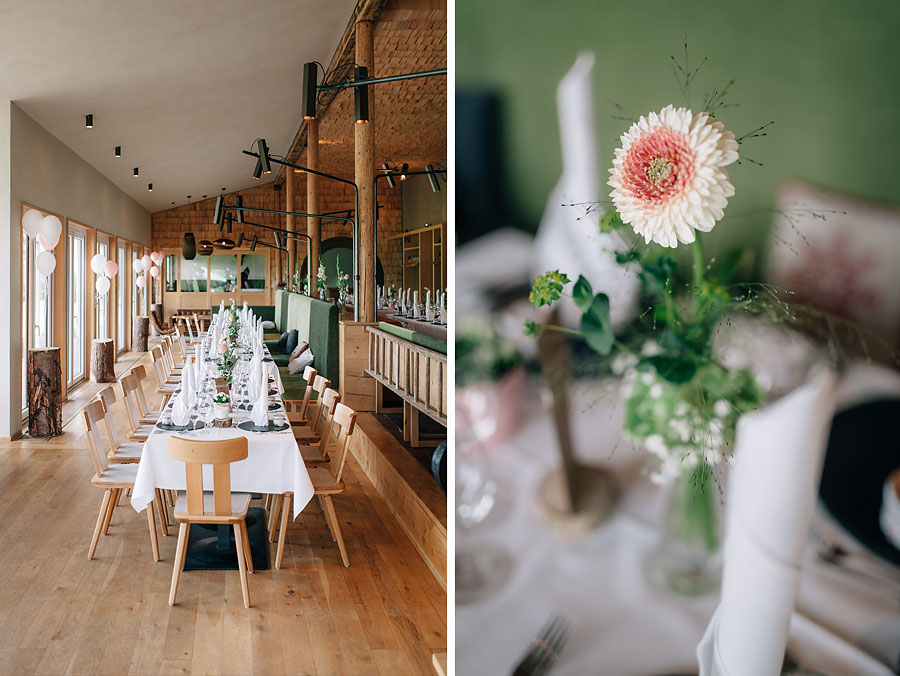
[316,257,327,300]
[525,74,777,593]
[213,392,231,420]
[335,254,350,312]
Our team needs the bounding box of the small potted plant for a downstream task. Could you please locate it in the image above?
[213,392,231,420]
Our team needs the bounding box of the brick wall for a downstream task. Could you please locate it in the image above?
[151,176,403,289]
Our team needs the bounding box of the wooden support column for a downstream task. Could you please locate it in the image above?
[355,19,376,322]
[307,118,320,294]
[285,169,296,291]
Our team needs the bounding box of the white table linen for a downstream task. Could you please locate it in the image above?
[456,365,900,676]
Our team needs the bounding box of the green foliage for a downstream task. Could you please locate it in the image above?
[456,324,524,387]
[580,293,614,356]
[523,319,541,338]
[572,275,593,312]
[529,270,570,309]
[599,210,625,233]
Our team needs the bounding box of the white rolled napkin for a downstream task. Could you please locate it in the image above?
[171,392,190,427]
[697,366,837,676]
[251,371,270,427]
[181,355,194,400]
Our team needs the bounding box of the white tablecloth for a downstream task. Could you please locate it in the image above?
[456,363,900,676]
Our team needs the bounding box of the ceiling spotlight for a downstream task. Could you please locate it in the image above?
[258,139,271,175]
[148,183,153,192]
[235,195,244,223]
[382,163,396,189]
[400,163,409,181]
[302,62,317,119]
[354,66,369,124]
[426,164,440,192]
[213,195,224,226]
[85,114,93,128]
[133,167,139,177]
[249,235,259,251]
[114,146,121,158]
[251,159,263,180]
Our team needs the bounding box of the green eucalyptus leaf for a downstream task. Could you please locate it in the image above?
[572,275,593,313]
[641,354,696,384]
[580,293,614,356]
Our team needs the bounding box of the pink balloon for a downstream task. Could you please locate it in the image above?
[149,265,159,278]
[104,260,119,278]
[150,251,162,264]
[141,254,152,269]
[37,233,53,251]
[135,275,146,289]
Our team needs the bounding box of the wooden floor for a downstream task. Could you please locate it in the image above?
[0,348,446,675]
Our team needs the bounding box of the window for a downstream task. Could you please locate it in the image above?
[22,209,55,414]
[164,254,177,292]
[132,249,139,320]
[141,249,149,315]
[117,245,126,352]
[68,226,87,385]
[239,253,266,291]
[96,237,109,340]
[210,254,237,292]
[180,254,207,292]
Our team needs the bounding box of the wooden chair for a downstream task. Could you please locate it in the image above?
[130,364,162,424]
[161,336,184,372]
[151,347,180,404]
[167,436,253,608]
[268,387,340,539]
[119,373,156,441]
[96,386,145,463]
[274,402,358,569]
[286,366,317,425]
[150,312,176,336]
[192,313,208,339]
[291,374,330,445]
[82,400,161,561]
[177,315,198,342]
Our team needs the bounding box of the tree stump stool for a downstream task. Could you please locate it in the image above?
[150,303,164,336]
[90,339,116,383]
[28,347,62,438]
[133,316,149,352]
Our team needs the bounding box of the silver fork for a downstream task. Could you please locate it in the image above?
[510,616,570,676]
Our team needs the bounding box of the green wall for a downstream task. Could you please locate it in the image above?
[457,0,900,257]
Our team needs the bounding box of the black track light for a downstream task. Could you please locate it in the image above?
[235,195,244,223]
[225,212,233,234]
[213,195,224,226]
[382,163,396,189]
[85,114,93,128]
[400,163,409,181]
[114,146,121,158]
[250,235,258,251]
[236,233,244,247]
[148,183,153,192]
[426,164,440,192]
[274,232,282,248]
[133,167,139,177]
[251,158,263,180]
[302,62,317,120]
[258,139,271,175]
[354,66,369,124]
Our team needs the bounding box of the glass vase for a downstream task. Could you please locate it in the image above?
[646,460,722,596]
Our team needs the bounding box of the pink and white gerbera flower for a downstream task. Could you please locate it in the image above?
[608,105,739,248]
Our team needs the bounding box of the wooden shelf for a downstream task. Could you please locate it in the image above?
[390,224,445,295]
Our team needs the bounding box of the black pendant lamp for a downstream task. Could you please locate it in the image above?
[198,240,214,256]
[182,232,197,260]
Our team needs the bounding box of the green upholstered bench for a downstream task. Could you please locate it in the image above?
[377,321,448,355]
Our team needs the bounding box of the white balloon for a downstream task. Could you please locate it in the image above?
[104,260,119,278]
[141,254,152,269]
[150,251,162,264]
[95,277,111,296]
[134,258,144,273]
[90,253,107,275]
[39,215,62,249]
[37,233,53,251]
[22,210,43,240]
[36,251,56,277]
[135,275,146,289]
[149,265,159,278]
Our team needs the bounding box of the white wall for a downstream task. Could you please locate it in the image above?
[0,102,151,438]
[401,174,447,232]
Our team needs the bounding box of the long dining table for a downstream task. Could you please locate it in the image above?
[130,319,314,565]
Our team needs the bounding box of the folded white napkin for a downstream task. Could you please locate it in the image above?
[171,393,190,426]
[251,370,269,427]
[181,355,194,400]
[532,51,639,330]
[697,367,837,676]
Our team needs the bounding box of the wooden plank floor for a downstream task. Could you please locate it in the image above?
[0,348,447,676]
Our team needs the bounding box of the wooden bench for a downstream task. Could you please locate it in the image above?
[365,326,447,447]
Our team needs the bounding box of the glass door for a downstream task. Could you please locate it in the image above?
[117,244,126,352]
[68,226,87,386]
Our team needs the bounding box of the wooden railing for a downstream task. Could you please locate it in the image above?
[366,326,447,427]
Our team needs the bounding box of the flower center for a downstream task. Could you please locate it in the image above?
[645,156,673,186]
